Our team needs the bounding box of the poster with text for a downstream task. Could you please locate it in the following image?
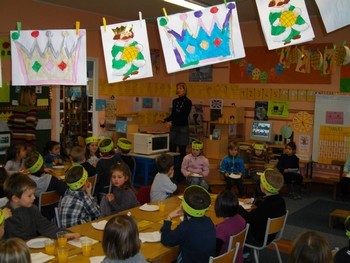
[101,20,153,83]
[157,2,245,73]
[11,29,86,85]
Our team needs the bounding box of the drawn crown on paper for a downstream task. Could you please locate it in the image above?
[159,2,235,68]
[11,30,84,84]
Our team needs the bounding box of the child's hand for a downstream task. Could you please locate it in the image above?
[85,182,92,197]
[243,198,253,204]
[225,173,229,177]
[164,121,172,128]
[66,232,80,240]
[44,167,54,174]
[106,193,115,202]
[19,169,29,175]
[168,206,183,219]
[2,208,12,220]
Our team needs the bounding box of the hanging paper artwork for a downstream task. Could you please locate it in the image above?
[157,2,245,73]
[100,20,153,83]
[11,29,86,86]
[255,0,314,50]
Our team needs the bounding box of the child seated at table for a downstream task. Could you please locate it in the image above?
[181,140,210,190]
[100,162,139,217]
[0,208,12,240]
[115,137,135,176]
[25,151,67,220]
[59,165,100,228]
[160,185,216,262]
[102,214,147,262]
[95,137,123,199]
[4,143,27,176]
[0,166,9,198]
[3,173,80,240]
[0,238,31,262]
[85,136,100,167]
[150,153,177,202]
[43,140,64,168]
[215,189,246,261]
[70,145,96,178]
[220,141,245,197]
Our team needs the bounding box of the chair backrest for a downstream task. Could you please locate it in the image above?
[130,156,137,186]
[38,191,61,212]
[264,210,289,245]
[0,197,9,208]
[209,242,240,263]
[87,174,98,196]
[54,207,62,228]
[228,223,250,252]
[136,186,151,205]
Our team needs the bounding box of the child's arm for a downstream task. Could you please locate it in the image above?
[181,155,191,177]
[219,158,229,177]
[201,157,210,177]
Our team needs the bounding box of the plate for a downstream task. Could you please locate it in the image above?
[228,173,241,179]
[256,172,264,176]
[92,220,108,230]
[139,204,159,212]
[52,165,64,169]
[26,238,49,249]
[345,173,350,178]
[190,173,202,177]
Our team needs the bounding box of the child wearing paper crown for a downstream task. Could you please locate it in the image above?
[85,136,100,167]
[0,208,12,239]
[161,185,216,262]
[70,145,96,178]
[181,140,210,190]
[59,165,101,228]
[238,168,286,246]
[115,137,135,177]
[95,137,124,199]
[25,151,67,220]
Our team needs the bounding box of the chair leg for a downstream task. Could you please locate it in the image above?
[253,249,259,263]
[272,242,282,263]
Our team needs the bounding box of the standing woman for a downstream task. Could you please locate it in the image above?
[7,87,37,153]
[163,82,192,183]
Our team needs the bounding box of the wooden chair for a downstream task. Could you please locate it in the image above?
[54,207,62,228]
[87,174,98,196]
[245,211,289,263]
[136,185,152,205]
[38,191,61,212]
[228,223,250,252]
[208,242,240,263]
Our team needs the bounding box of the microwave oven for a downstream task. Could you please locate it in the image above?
[132,133,169,155]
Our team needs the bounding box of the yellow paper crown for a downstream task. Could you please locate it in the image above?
[253,144,265,151]
[28,152,44,174]
[66,165,88,191]
[192,141,203,150]
[98,137,114,153]
[0,209,4,225]
[117,138,132,150]
[260,169,280,193]
[182,185,210,217]
[85,136,99,145]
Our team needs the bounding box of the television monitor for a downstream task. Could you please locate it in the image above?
[250,121,274,143]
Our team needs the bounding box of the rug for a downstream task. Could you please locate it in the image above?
[287,199,350,237]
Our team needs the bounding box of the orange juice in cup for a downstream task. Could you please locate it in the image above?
[56,231,68,247]
[81,239,93,257]
[158,199,165,212]
[44,239,56,255]
[57,247,69,263]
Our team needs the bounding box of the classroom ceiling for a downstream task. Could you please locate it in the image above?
[36,0,321,23]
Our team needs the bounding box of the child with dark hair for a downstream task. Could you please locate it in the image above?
[115,137,135,177]
[3,173,79,240]
[0,166,8,198]
[100,162,139,217]
[0,237,31,263]
[220,141,245,197]
[215,190,246,261]
[43,140,64,168]
[161,185,216,263]
[25,151,67,220]
[102,214,147,262]
[70,145,96,178]
[150,153,177,202]
[59,165,100,228]
[4,143,27,176]
[277,141,303,199]
[85,136,100,167]
[95,137,123,198]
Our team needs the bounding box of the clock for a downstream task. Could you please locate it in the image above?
[292,111,314,132]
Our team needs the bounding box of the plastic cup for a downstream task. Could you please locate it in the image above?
[44,239,56,255]
[81,239,93,257]
[57,247,69,263]
[158,200,165,212]
[56,231,68,247]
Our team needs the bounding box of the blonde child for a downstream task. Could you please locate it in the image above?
[115,138,135,176]
[4,143,27,176]
[43,140,64,168]
[0,238,31,263]
[85,136,100,167]
[102,215,147,262]
[100,162,139,217]
[181,140,210,190]
[220,141,245,197]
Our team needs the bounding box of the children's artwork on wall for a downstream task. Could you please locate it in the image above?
[255,0,314,50]
[116,120,128,133]
[267,101,289,118]
[100,20,153,83]
[0,38,11,59]
[142,98,153,109]
[157,2,245,73]
[11,29,87,85]
[189,105,204,135]
[96,99,106,111]
[134,96,142,112]
[210,99,223,110]
[254,101,268,121]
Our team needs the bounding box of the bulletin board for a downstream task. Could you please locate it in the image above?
[312,94,350,164]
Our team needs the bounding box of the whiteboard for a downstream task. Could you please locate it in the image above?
[313,94,350,162]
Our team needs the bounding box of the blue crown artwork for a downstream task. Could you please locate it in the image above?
[158,2,238,70]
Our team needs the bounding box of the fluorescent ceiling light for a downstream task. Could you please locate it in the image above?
[164,0,206,11]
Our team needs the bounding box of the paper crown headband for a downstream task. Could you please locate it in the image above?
[260,168,280,193]
[85,136,99,145]
[0,209,4,225]
[28,152,44,174]
[66,165,88,190]
[253,144,265,151]
[117,138,132,150]
[192,141,203,150]
[98,137,114,153]
[182,185,210,217]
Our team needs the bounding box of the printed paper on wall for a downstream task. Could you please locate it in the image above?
[157,2,245,73]
[100,20,153,83]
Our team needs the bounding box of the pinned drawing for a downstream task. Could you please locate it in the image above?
[11,29,87,85]
[255,0,314,50]
[157,2,245,73]
[100,20,153,83]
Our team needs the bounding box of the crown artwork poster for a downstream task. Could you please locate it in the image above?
[157,2,245,74]
[100,20,153,83]
[11,29,87,86]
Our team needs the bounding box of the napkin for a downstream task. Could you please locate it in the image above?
[68,236,99,248]
[139,231,161,243]
[91,220,108,230]
[90,256,105,263]
[239,201,252,210]
[30,252,55,263]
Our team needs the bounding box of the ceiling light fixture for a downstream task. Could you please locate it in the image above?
[164,0,206,11]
